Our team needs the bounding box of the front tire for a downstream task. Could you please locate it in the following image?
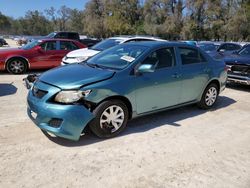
[7,58,27,74]
[89,100,129,138]
[198,83,219,109]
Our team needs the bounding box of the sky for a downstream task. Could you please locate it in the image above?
[0,0,89,18]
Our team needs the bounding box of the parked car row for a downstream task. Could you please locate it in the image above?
[1,34,249,88]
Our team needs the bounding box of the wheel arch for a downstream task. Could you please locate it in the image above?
[5,56,30,70]
[206,79,220,91]
[96,95,133,120]
[198,79,221,101]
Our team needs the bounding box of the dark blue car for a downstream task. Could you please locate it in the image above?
[225,44,250,85]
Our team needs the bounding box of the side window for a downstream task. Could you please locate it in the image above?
[40,41,57,51]
[135,39,154,42]
[68,33,78,40]
[227,44,241,50]
[55,32,68,39]
[124,39,136,43]
[125,39,154,43]
[219,44,227,50]
[142,48,176,69]
[59,41,79,50]
[179,47,206,65]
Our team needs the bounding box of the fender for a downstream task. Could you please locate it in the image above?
[5,55,30,69]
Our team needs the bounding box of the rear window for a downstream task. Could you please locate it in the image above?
[68,33,79,40]
[179,47,207,65]
[90,39,123,51]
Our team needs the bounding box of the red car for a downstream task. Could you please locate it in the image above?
[0,39,86,74]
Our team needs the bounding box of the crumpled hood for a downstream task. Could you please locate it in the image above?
[39,64,115,89]
[66,48,100,58]
[224,54,250,65]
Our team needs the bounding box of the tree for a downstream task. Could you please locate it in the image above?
[0,12,11,34]
[83,0,106,38]
[69,9,84,33]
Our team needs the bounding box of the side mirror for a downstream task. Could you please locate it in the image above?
[218,49,225,52]
[137,64,155,74]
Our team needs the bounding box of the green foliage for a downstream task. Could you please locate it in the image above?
[0,0,249,41]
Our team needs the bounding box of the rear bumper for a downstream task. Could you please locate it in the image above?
[27,81,95,141]
[227,74,250,85]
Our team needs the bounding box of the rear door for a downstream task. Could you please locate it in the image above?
[177,47,210,103]
[135,47,182,114]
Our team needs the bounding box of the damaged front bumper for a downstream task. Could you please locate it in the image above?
[27,80,95,141]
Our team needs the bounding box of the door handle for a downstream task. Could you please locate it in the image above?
[172,73,181,78]
[203,68,210,73]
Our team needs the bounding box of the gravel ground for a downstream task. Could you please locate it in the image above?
[0,40,250,187]
[0,73,249,188]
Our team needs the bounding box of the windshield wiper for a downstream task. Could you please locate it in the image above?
[86,63,107,69]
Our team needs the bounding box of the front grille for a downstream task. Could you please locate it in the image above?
[230,65,250,75]
[48,118,63,128]
[32,86,48,99]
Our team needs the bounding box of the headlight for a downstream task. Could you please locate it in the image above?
[54,90,92,104]
[76,56,89,62]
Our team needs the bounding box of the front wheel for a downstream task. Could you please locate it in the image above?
[89,100,129,138]
[7,58,27,74]
[198,83,219,109]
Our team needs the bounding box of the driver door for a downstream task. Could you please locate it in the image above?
[135,47,182,114]
[32,41,59,68]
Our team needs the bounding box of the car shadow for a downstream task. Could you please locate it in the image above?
[43,95,236,147]
[226,83,250,92]
[0,83,17,97]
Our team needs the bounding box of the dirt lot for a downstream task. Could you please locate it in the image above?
[0,72,249,188]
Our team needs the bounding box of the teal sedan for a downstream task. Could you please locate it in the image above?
[27,42,227,140]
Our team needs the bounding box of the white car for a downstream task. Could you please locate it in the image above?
[61,36,166,65]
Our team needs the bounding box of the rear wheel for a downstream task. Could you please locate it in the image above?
[198,83,219,109]
[7,58,27,74]
[89,100,129,138]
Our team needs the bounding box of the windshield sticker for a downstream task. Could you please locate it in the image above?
[121,55,135,63]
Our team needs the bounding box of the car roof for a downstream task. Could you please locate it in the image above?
[38,38,78,42]
[108,35,166,41]
[119,41,197,49]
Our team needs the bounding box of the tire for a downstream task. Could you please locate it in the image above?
[198,83,219,109]
[0,43,3,47]
[89,100,129,138]
[7,58,27,74]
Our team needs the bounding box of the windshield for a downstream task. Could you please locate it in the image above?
[90,38,124,51]
[21,40,41,50]
[198,44,216,51]
[87,44,148,70]
[46,32,56,38]
[238,46,250,56]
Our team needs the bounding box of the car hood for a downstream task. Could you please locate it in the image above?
[224,54,250,65]
[39,64,115,89]
[0,48,24,54]
[66,48,100,58]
